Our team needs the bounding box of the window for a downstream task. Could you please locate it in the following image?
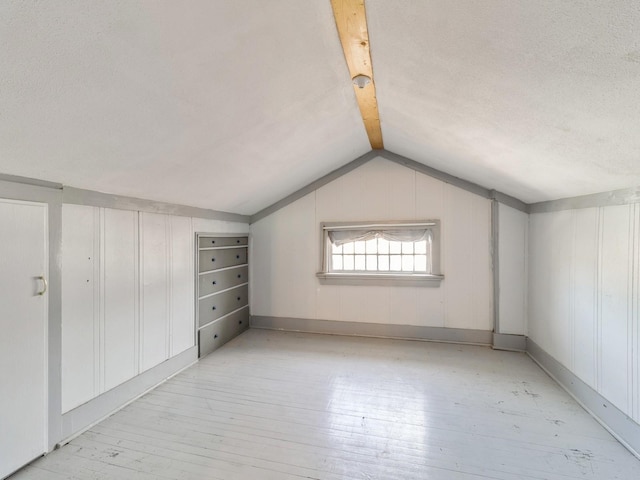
[317,221,443,286]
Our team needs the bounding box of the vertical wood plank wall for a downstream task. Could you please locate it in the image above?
[497,204,528,335]
[102,208,139,392]
[528,204,640,425]
[250,157,493,330]
[61,205,249,413]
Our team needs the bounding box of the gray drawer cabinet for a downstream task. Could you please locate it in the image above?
[198,284,249,326]
[198,265,248,297]
[198,247,248,272]
[197,234,249,358]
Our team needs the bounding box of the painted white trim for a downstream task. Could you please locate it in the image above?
[250,316,493,345]
[316,272,444,286]
[0,181,63,452]
[530,186,640,213]
[489,190,529,213]
[492,333,526,352]
[527,338,640,460]
[250,151,379,223]
[0,173,62,190]
[250,149,530,223]
[63,186,249,223]
[491,200,500,333]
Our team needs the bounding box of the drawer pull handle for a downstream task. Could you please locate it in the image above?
[236,255,240,259]
[212,306,216,310]
[214,334,218,339]
[212,281,217,285]
[211,258,216,262]
[239,320,243,325]
[237,274,241,278]
[237,297,241,301]
[211,240,215,244]
[236,239,240,243]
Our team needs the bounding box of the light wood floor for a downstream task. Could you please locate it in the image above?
[12,329,640,479]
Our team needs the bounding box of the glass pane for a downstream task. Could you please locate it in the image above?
[402,255,414,271]
[343,255,354,270]
[332,255,343,270]
[414,240,427,254]
[378,238,389,254]
[332,244,343,254]
[389,241,402,254]
[378,255,389,271]
[343,242,354,254]
[414,255,427,271]
[354,240,366,254]
[366,255,377,271]
[390,255,402,271]
[354,254,365,270]
[402,241,414,254]
[365,238,377,254]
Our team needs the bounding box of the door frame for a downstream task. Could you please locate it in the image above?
[0,177,63,452]
[0,197,49,459]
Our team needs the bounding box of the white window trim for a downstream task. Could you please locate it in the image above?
[316,220,443,287]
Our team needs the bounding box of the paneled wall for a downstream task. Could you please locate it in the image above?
[528,204,640,424]
[251,157,493,330]
[497,203,528,335]
[61,205,249,413]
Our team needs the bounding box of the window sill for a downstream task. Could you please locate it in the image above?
[316,272,444,287]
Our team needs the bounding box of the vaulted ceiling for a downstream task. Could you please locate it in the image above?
[2,1,639,215]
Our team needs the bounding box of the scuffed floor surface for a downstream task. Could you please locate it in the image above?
[11,329,640,479]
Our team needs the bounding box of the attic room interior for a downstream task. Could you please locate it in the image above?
[2,0,640,478]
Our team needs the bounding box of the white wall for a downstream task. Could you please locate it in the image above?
[61,204,248,412]
[528,204,640,424]
[251,157,493,330]
[497,203,528,335]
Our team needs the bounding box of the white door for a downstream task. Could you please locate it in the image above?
[0,199,48,478]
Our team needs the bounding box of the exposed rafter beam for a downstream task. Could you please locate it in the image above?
[331,0,383,149]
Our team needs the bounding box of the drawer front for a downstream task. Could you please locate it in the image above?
[198,247,247,272]
[199,284,248,327]
[199,236,248,248]
[198,308,249,357]
[199,266,248,297]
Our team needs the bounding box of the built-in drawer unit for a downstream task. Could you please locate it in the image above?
[198,236,248,248]
[198,265,248,297]
[199,284,248,327]
[198,307,249,357]
[198,247,247,272]
[196,234,249,358]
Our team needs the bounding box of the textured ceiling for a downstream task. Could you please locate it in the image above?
[368,0,640,203]
[0,0,369,214]
[1,1,640,214]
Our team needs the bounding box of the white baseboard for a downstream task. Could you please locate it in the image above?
[492,333,526,351]
[526,338,640,460]
[59,346,198,446]
[250,315,493,345]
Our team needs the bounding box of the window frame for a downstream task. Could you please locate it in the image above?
[316,220,444,286]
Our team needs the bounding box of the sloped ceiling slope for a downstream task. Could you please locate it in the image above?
[2,2,640,215]
[367,0,640,203]
[0,1,370,214]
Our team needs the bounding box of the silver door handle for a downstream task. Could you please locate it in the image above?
[37,276,48,296]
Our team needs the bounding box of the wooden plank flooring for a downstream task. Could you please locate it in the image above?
[12,329,640,479]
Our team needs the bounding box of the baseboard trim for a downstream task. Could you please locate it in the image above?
[492,333,526,351]
[250,315,493,345]
[59,346,198,445]
[526,338,640,460]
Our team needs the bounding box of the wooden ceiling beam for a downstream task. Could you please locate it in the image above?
[330,0,384,149]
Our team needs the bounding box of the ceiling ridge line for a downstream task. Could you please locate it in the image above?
[249,149,530,224]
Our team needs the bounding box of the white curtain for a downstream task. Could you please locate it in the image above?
[328,228,432,246]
